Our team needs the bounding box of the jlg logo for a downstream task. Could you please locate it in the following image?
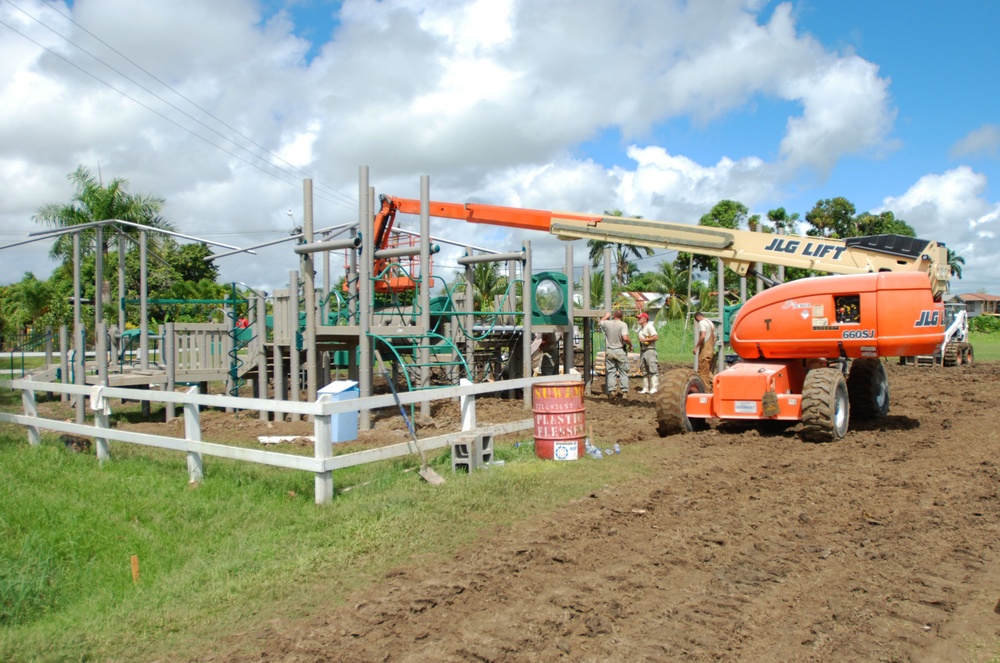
[915,310,941,327]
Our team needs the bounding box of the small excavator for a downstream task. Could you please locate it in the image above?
[374,196,952,441]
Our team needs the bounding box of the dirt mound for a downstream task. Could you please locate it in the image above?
[216,363,1000,662]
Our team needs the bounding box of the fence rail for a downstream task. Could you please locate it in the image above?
[0,374,577,503]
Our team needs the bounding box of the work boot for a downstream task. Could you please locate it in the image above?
[638,377,649,394]
[650,375,659,394]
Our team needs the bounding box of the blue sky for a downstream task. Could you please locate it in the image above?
[1,0,998,294]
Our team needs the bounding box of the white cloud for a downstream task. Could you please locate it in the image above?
[879,167,1000,293]
[951,124,1000,159]
[0,0,946,293]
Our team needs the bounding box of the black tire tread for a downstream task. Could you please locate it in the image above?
[847,358,889,420]
[656,369,708,436]
[801,368,848,442]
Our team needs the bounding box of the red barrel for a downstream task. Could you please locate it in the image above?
[532,381,586,460]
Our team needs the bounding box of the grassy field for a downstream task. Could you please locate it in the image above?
[0,393,651,662]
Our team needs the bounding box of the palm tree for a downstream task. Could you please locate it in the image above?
[947,248,965,280]
[586,209,654,286]
[33,165,174,264]
[641,260,692,319]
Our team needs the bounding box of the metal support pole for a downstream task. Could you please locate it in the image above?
[582,264,592,395]
[564,244,574,375]
[140,230,149,371]
[73,233,81,334]
[95,225,104,327]
[717,261,726,374]
[755,224,763,296]
[257,296,269,421]
[603,247,613,311]
[94,380,110,464]
[118,239,126,339]
[303,179,318,406]
[522,240,532,409]
[59,325,68,402]
[96,321,108,388]
[358,167,373,430]
[75,324,85,425]
[165,322,176,422]
[288,270,300,422]
[419,175,431,416]
[464,247,475,376]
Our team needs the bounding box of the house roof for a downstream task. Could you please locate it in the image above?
[956,293,1000,302]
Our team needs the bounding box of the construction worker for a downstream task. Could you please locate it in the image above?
[693,311,716,389]
[599,309,632,400]
[636,311,658,394]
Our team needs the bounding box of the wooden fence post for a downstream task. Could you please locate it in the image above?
[21,386,40,446]
[313,393,333,504]
[183,386,204,484]
[460,378,476,432]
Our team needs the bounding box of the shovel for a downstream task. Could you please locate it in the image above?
[381,367,445,485]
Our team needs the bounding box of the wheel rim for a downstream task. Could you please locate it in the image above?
[834,383,849,436]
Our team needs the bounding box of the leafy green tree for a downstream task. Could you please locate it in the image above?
[627,260,691,319]
[767,207,800,232]
[854,210,916,237]
[586,209,654,286]
[804,197,857,238]
[33,165,175,264]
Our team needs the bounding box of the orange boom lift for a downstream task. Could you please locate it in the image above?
[375,196,951,441]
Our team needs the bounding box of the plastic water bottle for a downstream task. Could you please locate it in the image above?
[604,448,613,457]
[613,443,621,454]
[593,449,603,460]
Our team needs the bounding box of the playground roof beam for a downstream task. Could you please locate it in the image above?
[293,236,362,255]
[456,250,526,265]
[391,226,500,255]
[26,218,251,253]
[206,222,354,261]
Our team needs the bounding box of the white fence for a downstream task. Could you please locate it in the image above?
[0,374,578,504]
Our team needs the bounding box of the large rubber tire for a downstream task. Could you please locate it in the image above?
[656,369,710,436]
[943,343,959,367]
[965,345,974,364]
[847,358,889,420]
[800,368,850,442]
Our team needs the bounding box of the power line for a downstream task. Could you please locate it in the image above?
[2,2,359,211]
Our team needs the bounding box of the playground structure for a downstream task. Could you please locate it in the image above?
[2,168,626,430]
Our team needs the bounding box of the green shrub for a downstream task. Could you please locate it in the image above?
[970,315,1000,334]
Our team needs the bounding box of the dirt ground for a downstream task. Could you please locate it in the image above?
[193,362,1000,662]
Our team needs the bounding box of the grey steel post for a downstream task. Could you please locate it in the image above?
[75,324,85,425]
[419,175,431,416]
[603,247,613,311]
[582,264,592,395]
[302,179,318,406]
[165,322,176,422]
[522,240,532,409]
[256,296,268,421]
[313,394,334,504]
[272,337,285,413]
[73,233,81,334]
[464,247,475,376]
[118,239,126,338]
[717,261,726,374]
[59,325,68,402]
[348,226,359,324]
[94,225,104,326]
[777,225,785,283]
[357,166,372,430]
[44,325,54,399]
[755,224,763,295]
[140,230,149,371]
[183,386,204,484]
[564,244,575,375]
[96,321,108,388]
[288,270,300,422]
